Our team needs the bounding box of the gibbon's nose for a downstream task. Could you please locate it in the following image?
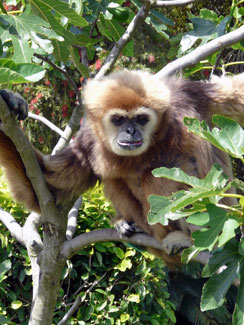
[126,122,135,135]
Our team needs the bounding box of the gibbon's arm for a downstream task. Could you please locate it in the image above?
[209,73,244,125]
[0,90,97,213]
[37,132,98,208]
[178,73,244,124]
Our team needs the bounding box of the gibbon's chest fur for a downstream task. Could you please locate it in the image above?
[81,107,214,214]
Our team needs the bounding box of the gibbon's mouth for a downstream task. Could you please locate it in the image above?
[117,140,143,150]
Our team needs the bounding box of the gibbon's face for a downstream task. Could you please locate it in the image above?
[102,106,158,156]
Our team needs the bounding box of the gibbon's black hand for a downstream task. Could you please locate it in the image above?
[0,89,28,120]
[115,220,145,237]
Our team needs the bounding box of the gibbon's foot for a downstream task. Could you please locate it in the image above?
[115,220,145,237]
[162,231,192,255]
[0,89,28,120]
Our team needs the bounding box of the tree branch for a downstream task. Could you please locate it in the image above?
[0,208,25,246]
[152,0,200,7]
[61,228,212,266]
[156,25,244,78]
[66,196,82,240]
[95,2,151,79]
[0,96,62,226]
[34,54,83,153]
[28,112,64,137]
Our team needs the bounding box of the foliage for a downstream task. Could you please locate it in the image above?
[148,115,244,324]
[0,0,244,324]
[0,176,175,324]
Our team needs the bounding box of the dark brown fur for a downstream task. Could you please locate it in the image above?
[1,70,244,268]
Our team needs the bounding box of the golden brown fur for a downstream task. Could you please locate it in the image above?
[0,70,244,268]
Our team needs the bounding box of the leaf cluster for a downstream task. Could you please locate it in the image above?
[149,115,244,324]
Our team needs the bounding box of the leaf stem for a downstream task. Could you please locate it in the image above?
[215,203,243,215]
[221,193,243,199]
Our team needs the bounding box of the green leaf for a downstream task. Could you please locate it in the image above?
[107,6,130,23]
[191,205,228,251]
[184,115,244,159]
[0,10,63,41]
[11,300,22,310]
[180,17,228,53]
[181,246,201,264]
[127,294,140,303]
[52,40,70,62]
[29,0,76,44]
[201,262,239,311]
[97,14,134,56]
[0,315,9,323]
[69,0,83,15]
[218,217,239,247]
[70,46,89,77]
[232,179,244,193]
[152,163,228,191]
[233,261,244,325]
[202,240,240,277]
[113,247,125,259]
[0,259,11,282]
[32,0,88,27]
[187,212,210,227]
[116,258,132,272]
[148,164,230,226]
[12,36,34,63]
[0,59,45,84]
[120,313,130,322]
[74,34,100,47]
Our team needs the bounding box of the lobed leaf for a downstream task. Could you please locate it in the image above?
[191,205,228,251]
[201,262,239,311]
[31,0,88,27]
[184,115,244,159]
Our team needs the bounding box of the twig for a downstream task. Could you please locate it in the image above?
[28,112,64,137]
[156,25,244,78]
[66,196,82,240]
[58,271,108,325]
[34,53,80,101]
[0,208,25,246]
[153,0,200,7]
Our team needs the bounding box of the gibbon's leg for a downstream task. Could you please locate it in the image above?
[0,90,98,212]
[0,129,40,212]
[103,178,155,236]
[0,90,40,212]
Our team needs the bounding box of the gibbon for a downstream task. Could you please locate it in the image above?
[0,70,244,268]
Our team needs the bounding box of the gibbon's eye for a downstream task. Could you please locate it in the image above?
[111,115,126,126]
[134,114,149,126]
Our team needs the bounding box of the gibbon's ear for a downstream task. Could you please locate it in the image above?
[0,90,28,121]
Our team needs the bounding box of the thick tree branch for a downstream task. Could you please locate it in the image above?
[156,25,244,78]
[0,96,63,226]
[61,228,212,266]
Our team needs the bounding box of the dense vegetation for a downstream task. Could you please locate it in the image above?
[0,0,244,324]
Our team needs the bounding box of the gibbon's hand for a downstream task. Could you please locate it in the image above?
[115,220,146,237]
[0,90,28,120]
